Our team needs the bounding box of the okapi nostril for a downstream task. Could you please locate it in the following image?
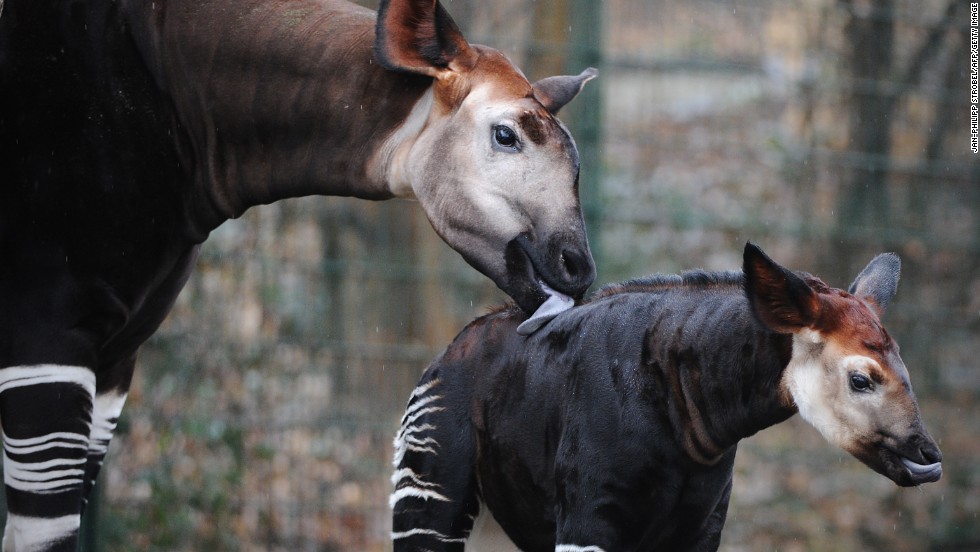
[562,250,578,276]
[560,248,590,279]
[922,446,942,464]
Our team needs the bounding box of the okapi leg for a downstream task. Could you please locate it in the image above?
[80,389,127,512]
[679,474,733,552]
[80,355,135,513]
[390,375,479,551]
[0,365,95,552]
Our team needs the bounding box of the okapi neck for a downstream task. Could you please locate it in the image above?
[146,1,431,237]
[176,70,429,239]
[653,323,796,466]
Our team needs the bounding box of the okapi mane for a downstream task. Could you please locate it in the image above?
[484,303,524,316]
[590,269,745,302]
[486,269,826,327]
[484,270,745,322]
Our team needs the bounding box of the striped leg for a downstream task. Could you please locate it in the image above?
[81,390,127,512]
[0,365,95,552]
[81,355,136,512]
[391,375,479,551]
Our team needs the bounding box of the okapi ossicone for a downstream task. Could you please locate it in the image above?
[391,243,943,552]
[0,0,596,548]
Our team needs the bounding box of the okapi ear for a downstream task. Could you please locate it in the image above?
[532,68,598,115]
[743,242,820,333]
[847,253,900,316]
[374,0,477,78]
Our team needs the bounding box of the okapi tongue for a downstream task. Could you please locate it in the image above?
[901,458,943,481]
[516,282,574,335]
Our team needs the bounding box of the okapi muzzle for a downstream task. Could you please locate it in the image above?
[504,229,595,314]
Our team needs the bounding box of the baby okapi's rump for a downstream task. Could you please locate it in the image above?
[391,244,941,552]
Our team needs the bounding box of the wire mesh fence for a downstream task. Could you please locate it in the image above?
[15,0,975,550]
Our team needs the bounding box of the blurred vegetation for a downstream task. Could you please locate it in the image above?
[27,0,977,550]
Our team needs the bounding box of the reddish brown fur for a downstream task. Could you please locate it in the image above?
[811,283,898,375]
[427,47,532,111]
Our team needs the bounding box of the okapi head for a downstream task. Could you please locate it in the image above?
[743,243,942,487]
[374,0,596,314]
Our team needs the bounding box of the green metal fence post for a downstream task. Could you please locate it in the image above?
[566,0,604,280]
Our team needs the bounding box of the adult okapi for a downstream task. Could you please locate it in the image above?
[0,0,597,548]
[391,243,943,551]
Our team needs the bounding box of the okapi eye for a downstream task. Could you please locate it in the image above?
[849,373,874,393]
[492,125,520,152]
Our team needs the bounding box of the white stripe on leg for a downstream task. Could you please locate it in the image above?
[0,365,95,397]
[393,379,446,468]
[389,467,451,507]
[88,392,127,457]
[82,391,128,506]
[2,513,81,552]
[4,433,89,455]
[2,454,87,493]
[390,527,466,544]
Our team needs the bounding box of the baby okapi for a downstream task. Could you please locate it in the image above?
[391,243,942,551]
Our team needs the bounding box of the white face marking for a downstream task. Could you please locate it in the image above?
[783,335,888,449]
[371,87,436,199]
[783,332,833,439]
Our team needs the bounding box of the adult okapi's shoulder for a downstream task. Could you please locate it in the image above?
[588,269,745,302]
